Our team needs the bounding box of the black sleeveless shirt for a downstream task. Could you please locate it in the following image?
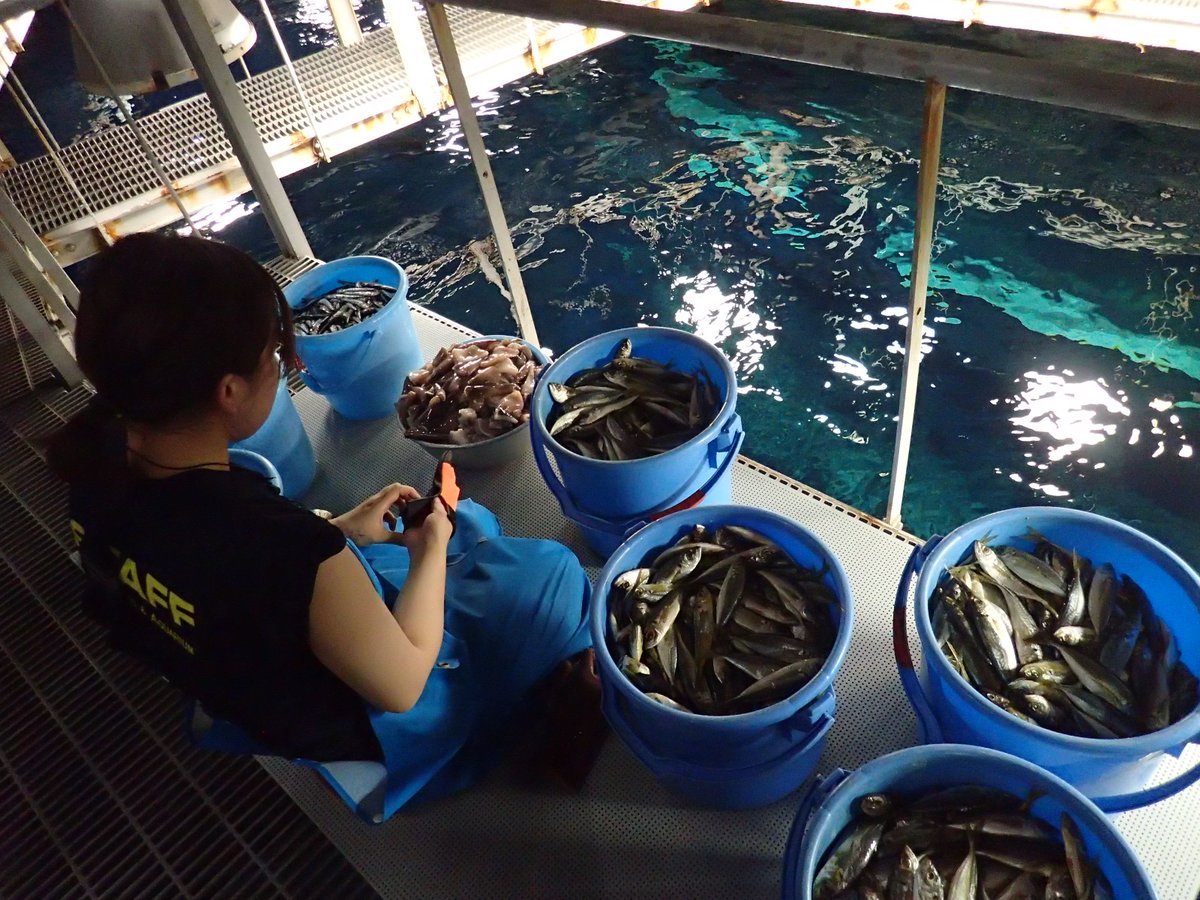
[69,467,382,762]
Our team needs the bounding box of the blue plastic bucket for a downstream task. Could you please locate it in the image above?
[894,506,1200,813]
[283,256,423,421]
[227,448,283,493]
[231,378,316,499]
[531,326,744,557]
[780,744,1157,899]
[591,504,854,808]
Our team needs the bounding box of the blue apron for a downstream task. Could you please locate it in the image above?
[350,499,592,818]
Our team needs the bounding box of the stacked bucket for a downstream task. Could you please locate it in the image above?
[233,255,424,498]
[530,327,745,557]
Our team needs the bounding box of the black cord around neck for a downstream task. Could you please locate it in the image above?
[126,446,231,472]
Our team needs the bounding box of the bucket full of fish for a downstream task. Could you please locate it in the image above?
[894,506,1200,813]
[780,744,1157,899]
[231,377,316,499]
[397,336,546,469]
[591,504,854,808]
[530,326,744,557]
[283,256,423,421]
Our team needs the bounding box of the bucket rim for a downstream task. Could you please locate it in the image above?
[284,255,410,345]
[590,503,855,729]
[913,505,1200,753]
[530,325,737,468]
[788,743,1156,898]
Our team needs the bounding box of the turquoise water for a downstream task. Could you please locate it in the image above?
[9,9,1200,563]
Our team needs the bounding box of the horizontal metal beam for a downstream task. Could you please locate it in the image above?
[444,0,1200,130]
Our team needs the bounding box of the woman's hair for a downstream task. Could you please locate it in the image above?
[46,233,296,486]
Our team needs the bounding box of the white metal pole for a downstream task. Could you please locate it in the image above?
[424,2,539,345]
[326,0,363,46]
[885,79,946,529]
[383,0,442,116]
[161,0,314,260]
[0,264,84,386]
[256,0,330,162]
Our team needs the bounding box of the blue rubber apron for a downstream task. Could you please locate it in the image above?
[354,499,593,818]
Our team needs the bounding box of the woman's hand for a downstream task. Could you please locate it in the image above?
[396,497,453,558]
[332,483,421,547]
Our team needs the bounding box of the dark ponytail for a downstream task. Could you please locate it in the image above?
[45,233,295,488]
[44,395,132,488]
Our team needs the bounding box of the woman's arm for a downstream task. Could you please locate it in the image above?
[308,490,453,713]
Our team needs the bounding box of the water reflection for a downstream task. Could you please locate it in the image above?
[671,270,775,378]
[1005,370,1131,498]
[183,198,259,234]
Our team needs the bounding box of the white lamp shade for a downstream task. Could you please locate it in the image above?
[69,0,256,95]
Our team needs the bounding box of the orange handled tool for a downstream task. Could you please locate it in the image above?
[401,451,459,533]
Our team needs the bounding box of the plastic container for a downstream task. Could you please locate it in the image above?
[591,504,854,808]
[227,448,283,493]
[894,506,1200,813]
[404,336,548,470]
[283,256,423,421]
[231,378,316,499]
[531,326,744,557]
[780,744,1157,899]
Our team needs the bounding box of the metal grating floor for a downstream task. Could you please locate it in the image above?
[0,391,379,896]
[260,305,1200,899]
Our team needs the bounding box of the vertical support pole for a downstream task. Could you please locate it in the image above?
[161,0,313,260]
[424,2,540,345]
[525,19,545,76]
[0,186,80,311]
[885,79,946,529]
[383,0,442,116]
[0,265,84,386]
[326,0,363,46]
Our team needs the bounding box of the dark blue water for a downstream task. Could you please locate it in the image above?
[8,7,1200,563]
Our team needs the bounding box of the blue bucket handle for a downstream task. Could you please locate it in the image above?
[780,766,852,898]
[1090,749,1200,813]
[532,412,745,539]
[892,535,945,746]
[297,327,379,395]
[893,536,1200,813]
[602,684,835,776]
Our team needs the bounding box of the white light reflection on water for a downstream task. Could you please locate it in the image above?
[177,199,259,234]
[1007,370,1131,497]
[671,270,776,378]
[432,91,507,157]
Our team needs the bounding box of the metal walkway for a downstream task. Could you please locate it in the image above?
[0,1,696,268]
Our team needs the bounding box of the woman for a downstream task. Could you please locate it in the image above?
[48,233,605,814]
